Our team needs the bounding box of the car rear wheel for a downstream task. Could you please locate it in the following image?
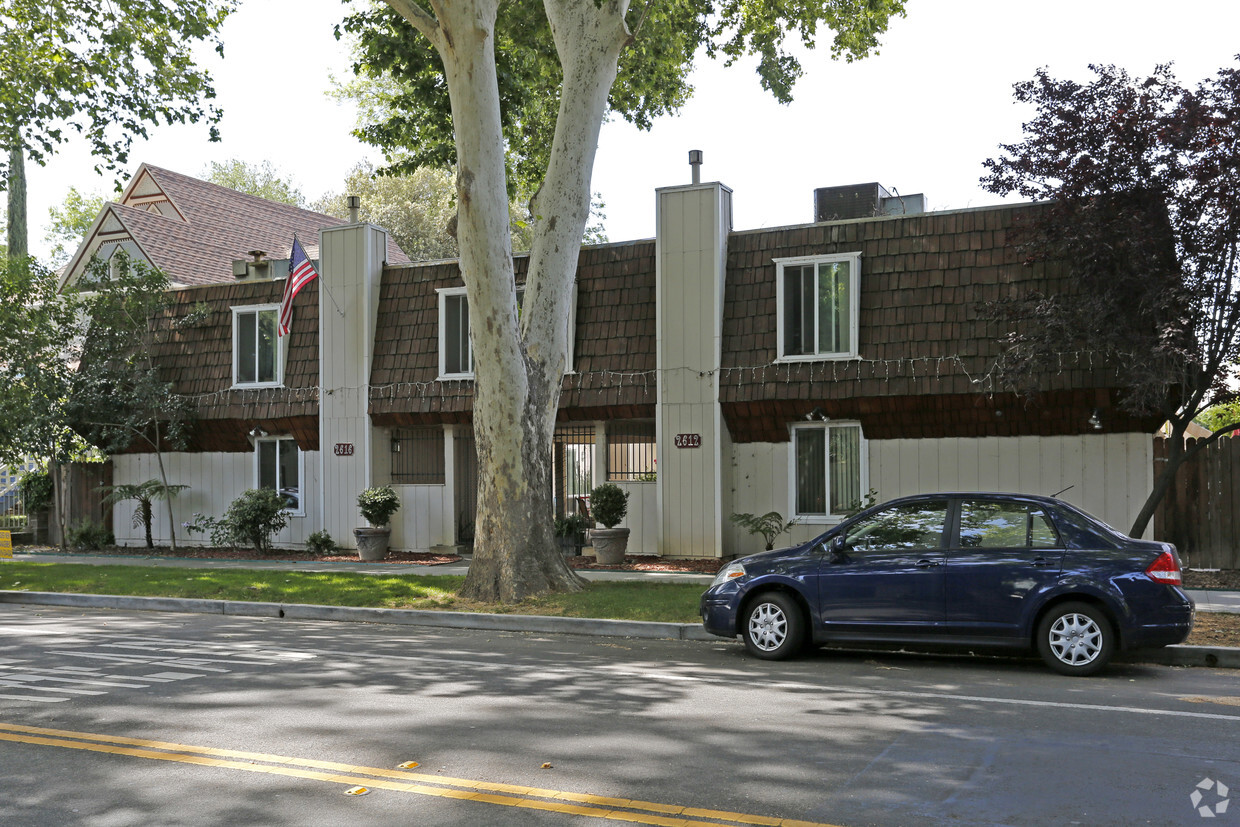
[1037,601,1114,676]
[742,592,805,660]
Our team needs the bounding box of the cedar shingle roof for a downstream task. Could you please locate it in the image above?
[718,204,1157,440]
[137,200,1154,451]
[65,164,409,288]
[368,240,658,425]
[141,277,320,451]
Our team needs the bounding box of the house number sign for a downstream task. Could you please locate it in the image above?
[674,433,702,449]
[334,443,355,456]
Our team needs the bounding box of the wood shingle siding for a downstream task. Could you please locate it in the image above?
[367,240,658,425]
[718,204,1155,442]
[139,278,320,452]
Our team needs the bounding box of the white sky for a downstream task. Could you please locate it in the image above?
[20,0,1240,261]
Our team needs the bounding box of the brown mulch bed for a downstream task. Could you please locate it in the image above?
[16,545,463,566]
[1183,569,1240,590]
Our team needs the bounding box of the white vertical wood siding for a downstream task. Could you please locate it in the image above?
[111,451,321,548]
[389,485,453,552]
[727,434,1154,557]
[870,434,1153,537]
[612,481,658,555]
[655,184,732,558]
[319,224,387,548]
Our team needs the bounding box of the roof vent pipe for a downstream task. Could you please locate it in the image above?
[346,195,361,223]
[688,149,703,184]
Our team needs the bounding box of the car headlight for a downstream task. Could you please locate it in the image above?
[712,561,747,587]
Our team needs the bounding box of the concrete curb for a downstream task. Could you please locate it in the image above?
[0,590,717,642]
[1,591,1234,664]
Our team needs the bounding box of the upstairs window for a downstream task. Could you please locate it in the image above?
[437,285,575,380]
[233,305,281,387]
[439,290,473,377]
[775,253,860,360]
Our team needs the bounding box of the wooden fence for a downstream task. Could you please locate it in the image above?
[49,461,113,547]
[1153,436,1240,570]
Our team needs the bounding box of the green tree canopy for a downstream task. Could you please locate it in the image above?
[0,0,237,258]
[0,256,85,547]
[314,162,461,260]
[981,60,1240,538]
[339,0,905,191]
[44,186,105,265]
[203,159,307,207]
[69,254,194,549]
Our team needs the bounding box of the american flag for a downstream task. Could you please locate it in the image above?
[279,236,319,337]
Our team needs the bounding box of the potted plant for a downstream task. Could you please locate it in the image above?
[554,513,589,556]
[588,483,630,565]
[355,486,401,561]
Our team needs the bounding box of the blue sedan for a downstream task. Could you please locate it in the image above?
[701,493,1195,676]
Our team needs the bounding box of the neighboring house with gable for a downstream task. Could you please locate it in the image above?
[94,168,1159,557]
[59,163,408,290]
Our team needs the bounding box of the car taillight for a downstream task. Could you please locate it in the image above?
[1145,551,1182,586]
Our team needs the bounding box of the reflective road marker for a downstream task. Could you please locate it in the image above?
[0,721,843,827]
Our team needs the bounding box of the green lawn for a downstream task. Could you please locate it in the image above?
[0,562,705,623]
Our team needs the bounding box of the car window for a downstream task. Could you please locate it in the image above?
[844,500,947,551]
[958,500,1061,548]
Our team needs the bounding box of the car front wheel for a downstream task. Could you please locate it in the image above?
[741,592,805,660]
[1037,601,1115,676]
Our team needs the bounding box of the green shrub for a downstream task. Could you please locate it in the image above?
[589,483,629,529]
[554,513,590,538]
[357,486,401,527]
[19,471,53,513]
[217,488,290,553]
[306,530,338,555]
[729,511,799,551]
[66,520,114,550]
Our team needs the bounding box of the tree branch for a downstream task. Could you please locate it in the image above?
[385,0,445,50]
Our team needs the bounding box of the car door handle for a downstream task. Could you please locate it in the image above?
[916,559,940,568]
[1033,557,1052,567]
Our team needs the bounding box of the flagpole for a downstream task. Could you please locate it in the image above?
[295,232,345,318]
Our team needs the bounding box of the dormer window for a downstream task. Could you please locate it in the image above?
[439,289,473,378]
[775,252,861,361]
[233,304,282,387]
[437,285,575,380]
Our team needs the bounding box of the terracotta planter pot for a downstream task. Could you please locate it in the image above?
[353,526,391,561]
[590,527,630,565]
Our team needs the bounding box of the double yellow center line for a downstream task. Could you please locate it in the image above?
[0,722,841,827]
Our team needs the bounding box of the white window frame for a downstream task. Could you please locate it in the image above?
[231,304,283,388]
[787,421,868,524]
[774,252,861,362]
[437,284,577,380]
[254,435,304,516]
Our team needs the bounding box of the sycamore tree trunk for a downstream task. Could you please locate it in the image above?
[387,0,630,601]
[6,144,27,259]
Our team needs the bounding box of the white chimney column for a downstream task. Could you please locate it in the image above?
[655,181,732,558]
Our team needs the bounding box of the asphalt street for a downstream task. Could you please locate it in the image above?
[0,604,1236,826]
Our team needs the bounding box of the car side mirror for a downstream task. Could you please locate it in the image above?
[827,534,847,558]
